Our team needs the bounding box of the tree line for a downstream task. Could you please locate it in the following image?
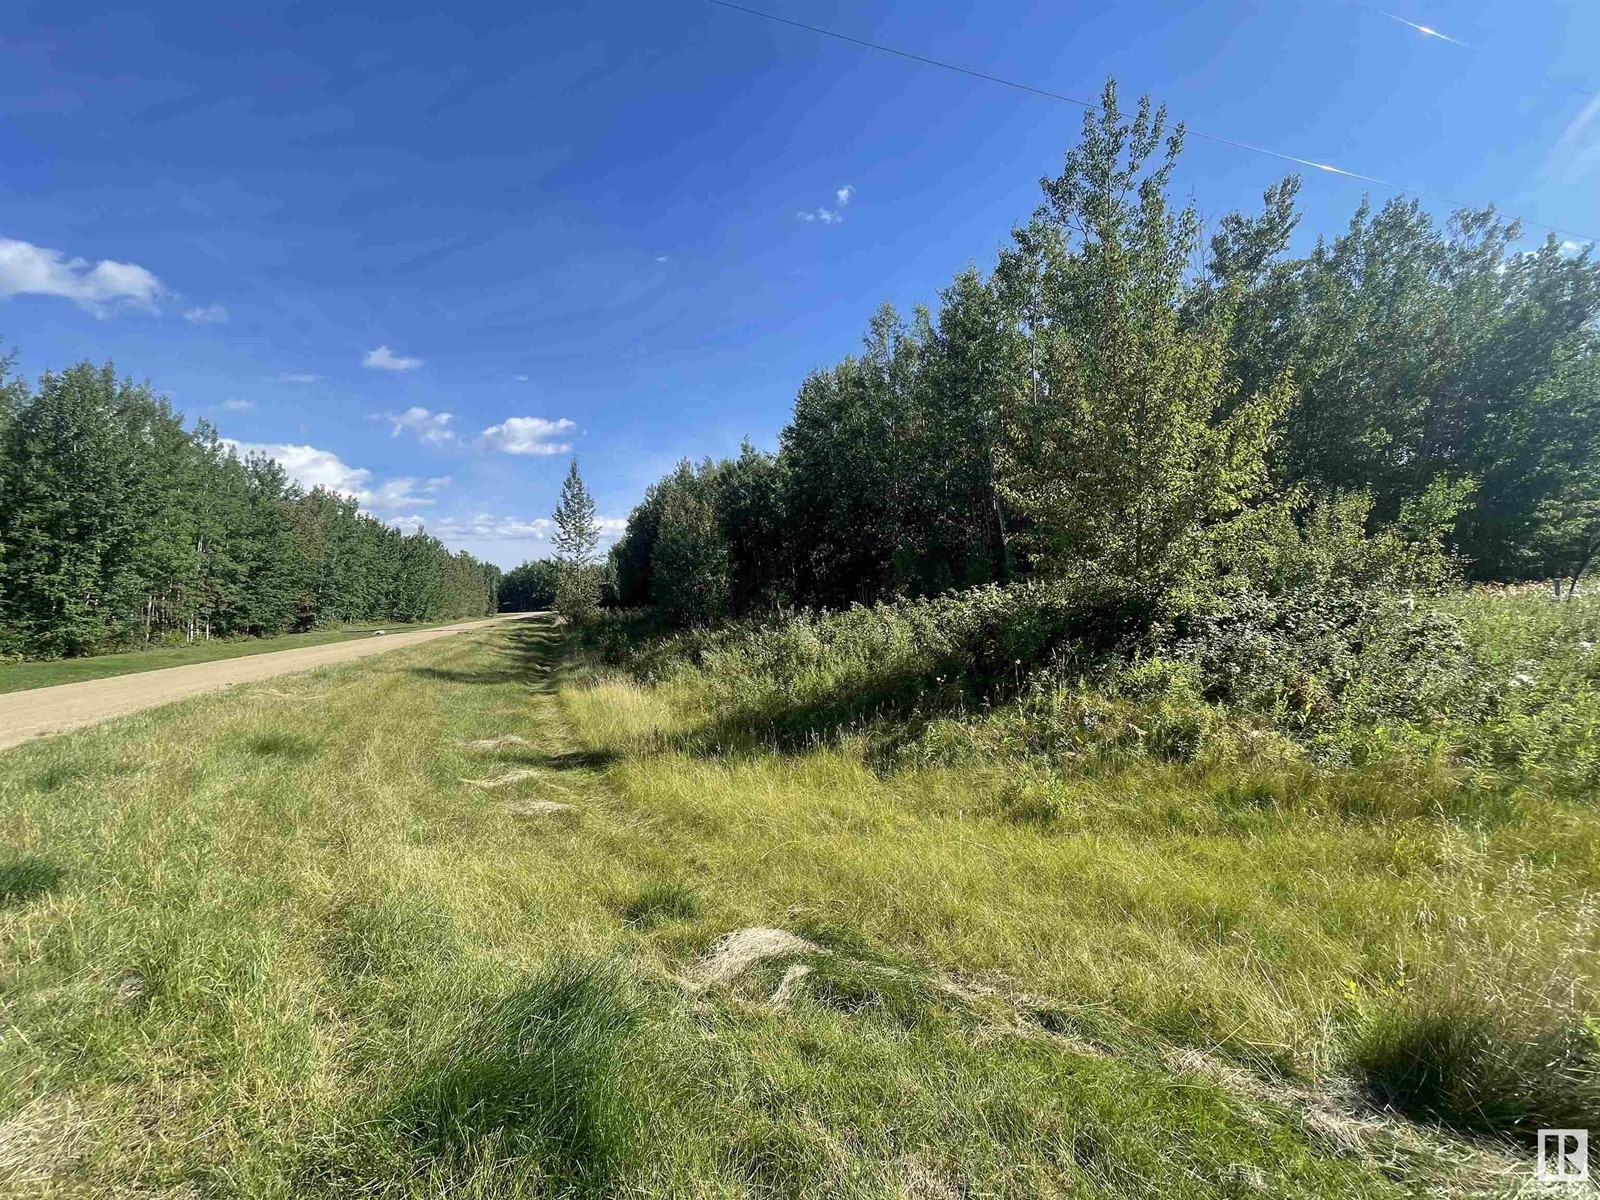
[0,358,501,659]
[610,81,1600,626]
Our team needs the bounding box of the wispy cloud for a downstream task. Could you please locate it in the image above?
[479,415,576,456]
[183,303,229,324]
[221,398,254,413]
[383,406,456,446]
[363,344,423,372]
[0,236,165,316]
[512,373,530,382]
[282,372,321,384]
[222,438,441,511]
[795,183,855,225]
[654,255,670,264]
[1546,91,1600,179]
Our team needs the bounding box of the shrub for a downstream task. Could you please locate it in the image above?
[577,521,1599,790]
[555,563,604,625]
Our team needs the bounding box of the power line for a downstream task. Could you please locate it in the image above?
[704,0,1598,245]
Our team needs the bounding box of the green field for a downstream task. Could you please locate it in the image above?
[0,620,469,694]
[0,612,1591,1197]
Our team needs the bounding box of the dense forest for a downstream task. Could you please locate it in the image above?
[0,358,500,659]
[612,82,1600,626]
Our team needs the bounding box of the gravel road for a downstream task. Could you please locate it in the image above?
[0,614,533,753]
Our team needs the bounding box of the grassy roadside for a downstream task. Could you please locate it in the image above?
[0,618,1580,1197]
[0,618,478,694]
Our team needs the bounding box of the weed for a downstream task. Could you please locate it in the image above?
[28,762,88,793]
[1352,976,1600,1136]
[394,956,647,1192]
[321,893,457,983]
[621,880,700,928]
[0,854,64,906]
[243,731,318,761]
[798,953,942,1029]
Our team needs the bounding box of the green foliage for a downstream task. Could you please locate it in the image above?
[0,350,500,659]
[0,853,64,907]
[997,81,1287,593]
[553,457,602,624]
[582,526,1600,797]
[498,557,559,612]
[609,78,1600,626]
[650,462,731,626]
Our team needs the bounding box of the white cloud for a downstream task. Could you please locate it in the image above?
[366,477,439,509]
[796,184,855,226]
[512,373,530,382]
[432,513,626,541]
[383,513,430,532]
[423,475,452,492]
[384,405,456,445]
[282,372,321,384]
[478,415,576,456]
[225,440,370,495]
[183,303,228,324]
[654,255,670,264]
[0,236,165,316]
[222,439,438,511]
[221,398,254,413]
[363,344,423,372]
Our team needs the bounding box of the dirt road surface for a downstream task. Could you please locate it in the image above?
[0,614,535,753]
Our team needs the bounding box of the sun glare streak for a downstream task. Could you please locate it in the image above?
[1365,4,1469,46]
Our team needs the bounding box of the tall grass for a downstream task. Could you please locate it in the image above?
[3,612,1593,1195]
[573,583,1600,1141]
[581,582,1600,786]
[389,957,650,1194]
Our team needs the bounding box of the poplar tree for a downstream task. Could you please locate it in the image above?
[996,79,1288,595]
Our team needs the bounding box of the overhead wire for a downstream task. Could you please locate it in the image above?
[704,0,1598,245]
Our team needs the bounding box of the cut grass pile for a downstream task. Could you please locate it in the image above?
[0,613,1593,1197]
[0,619,461,694]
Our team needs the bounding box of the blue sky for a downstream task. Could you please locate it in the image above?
[3,0,1596,567]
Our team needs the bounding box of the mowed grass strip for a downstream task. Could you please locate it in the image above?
[0,618,1543,1198]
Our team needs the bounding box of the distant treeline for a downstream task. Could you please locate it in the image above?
[497,556,609,614]
[0,359,500,659]
[614,82,1600,625]
[499,558,559,612]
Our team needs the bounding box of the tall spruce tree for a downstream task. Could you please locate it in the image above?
[552,456,601,621]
